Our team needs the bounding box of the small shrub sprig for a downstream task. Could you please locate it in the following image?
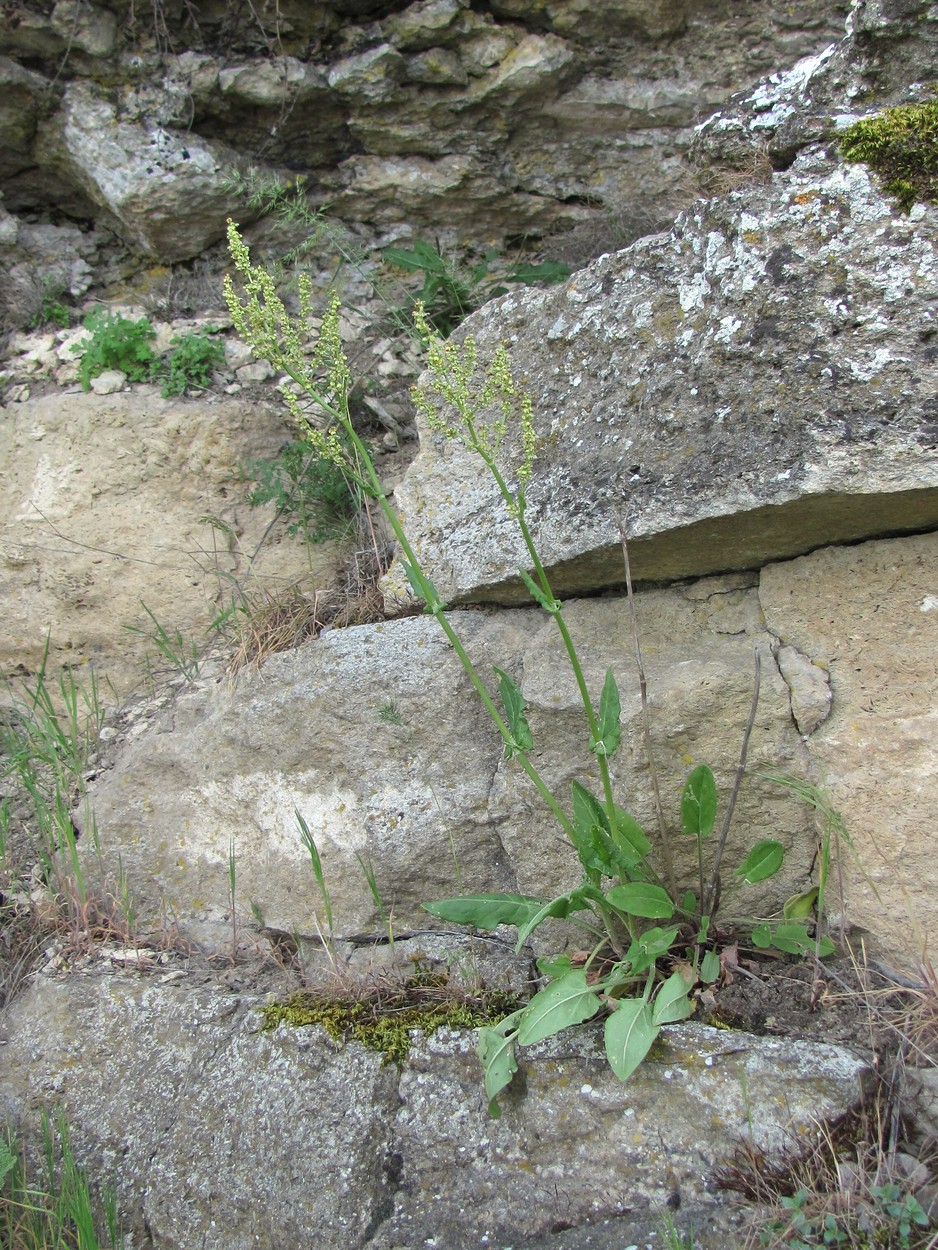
[71,314,224,395]
[72,309,158,391]
[161,329,225,397]
[225,220,831,1116]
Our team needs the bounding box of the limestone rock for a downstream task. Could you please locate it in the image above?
[78,588,817,943]
[0,972,870,1250]
[50,0,117,58]
[775,644,833,737]
[386,150,938,606]
[0,1,849,249]
[692,0,938,180]
[760,531,938,962]
[0,57,47,181]
[0,389,335,693]
[37,83,245,261]
[490,0,691,42]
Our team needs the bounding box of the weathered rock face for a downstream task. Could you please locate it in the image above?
[37,82,247,261]
[760,532,938,958]
[0,386,334,693]
[0,0,849,261]
[79,593,820,942]
[386,150,938,607]
[77,531,938,965]
[692,0,938,183]
[0,972,870,1250]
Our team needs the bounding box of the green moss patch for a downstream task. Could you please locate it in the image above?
[261,967,522,1066]
[840,98,938,210]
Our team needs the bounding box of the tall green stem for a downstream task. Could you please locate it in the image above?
[483,455,617,824]
[286,376,580,845]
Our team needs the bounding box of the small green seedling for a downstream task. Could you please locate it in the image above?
[160,328,225,396]
[72,309,158,391]
[383,238,570,337]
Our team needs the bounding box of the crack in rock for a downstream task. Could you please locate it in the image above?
[771,636,833,737]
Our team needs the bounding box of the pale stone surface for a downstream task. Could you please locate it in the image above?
[78,587,817,942]
[386,152,938,606]
[760,532,938,963]
[0,1,848,256]
[0,972,870,1250]
[37,83,244,261]
[0,389,336,694]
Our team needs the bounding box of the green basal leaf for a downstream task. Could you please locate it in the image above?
[604,999,659,1081]
[625,925,680,975]
[571,781,609,838]
[515,884,603,950]
[422,893,545,930]
[570,781,612,876]
[517,566,560,614]
[516,970,602,1046]
[752,921,835,957]
[605,882,675,920]
[735,839,784,884]
[612,808,652,861]
[700,948,722,983]
[652,971,694,1026]
[591,668,622,758]
[0,1137,16,1185]
[537,953,573,978]
[783,887,819,920]
[506,260,571,285]
[680,889,698,915]
[680,765,718,838]
[493,667,534,756]
[477,1009,524,1118]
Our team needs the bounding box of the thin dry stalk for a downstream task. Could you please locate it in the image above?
[227,587,330,674]
[617,516,676,897]
[702,647,761,916]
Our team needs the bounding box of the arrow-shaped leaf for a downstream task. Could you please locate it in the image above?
[516,970,602,1046]
[612,808,652,862]
[604,999,659,1081]
[652,971,694,1025]
[685,760,720,840]
[605,882,675,920]
[680,765,717,839]
[422,893,545,931]
[493,667,534,756]
[783,887,819,920]
[477,1010,524,1118]
[591,669,622,758]
[735,839,784,884]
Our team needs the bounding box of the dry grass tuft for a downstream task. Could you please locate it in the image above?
[694,142,775,198]
[717,947,938,1248]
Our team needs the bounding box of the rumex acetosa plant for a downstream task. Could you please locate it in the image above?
[224,221,832,1116]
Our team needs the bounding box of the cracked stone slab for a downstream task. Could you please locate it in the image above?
[775,642,833,736]
[384,150,938,607]
[78,590,816,945]
[0,973,871,1250]
[759,530,938,963]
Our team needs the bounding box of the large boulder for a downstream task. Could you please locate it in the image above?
[36,83,245,261]
[0,387,334,694]
[75,530,938,964]
[386,148,938,607]
[79,581,814,942]
[0,971,870,1250]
